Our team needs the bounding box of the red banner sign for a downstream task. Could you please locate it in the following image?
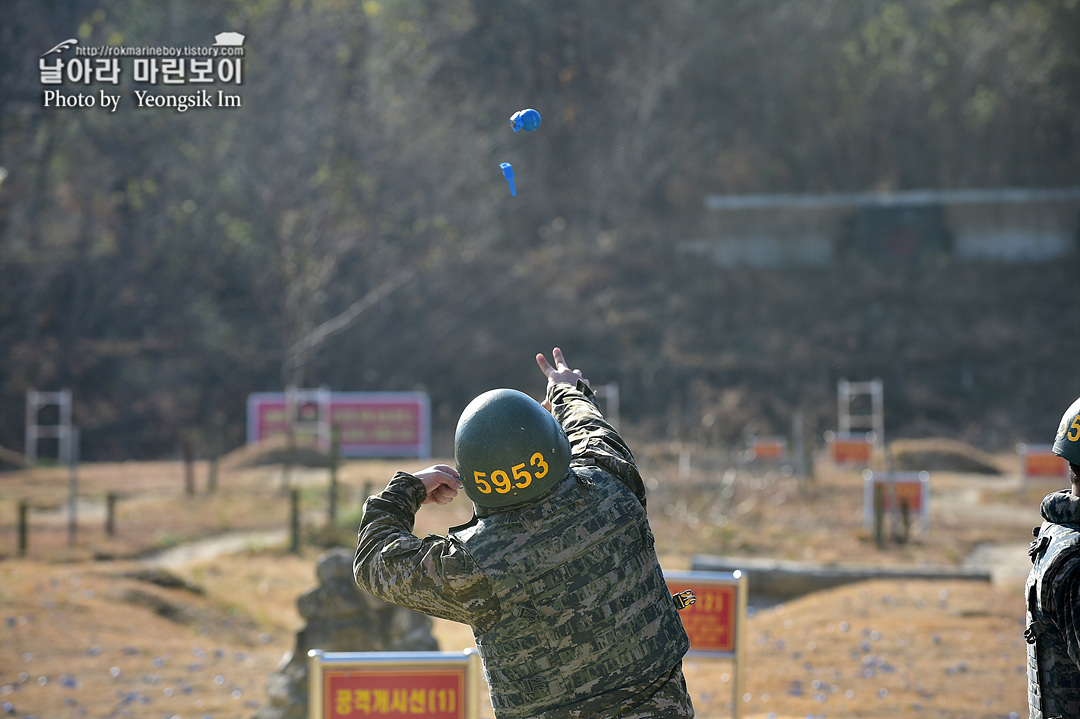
[308,651,480,719]
[671,582,736,653]
[828,432,874,465]
[874,478,924,513]
[862,471,930,532]
[247,392,429,458]
[748,436,787,461]
[664,570,746,658]
[1019,444,1068,478]
[664,571,747,718]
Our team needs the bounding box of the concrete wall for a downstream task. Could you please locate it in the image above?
[685,188,1080,268]
[949,201,1079,262]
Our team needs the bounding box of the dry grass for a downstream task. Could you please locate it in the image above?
[686,578,1025,718]
[0,449,1048,718]
[0,555,295,719]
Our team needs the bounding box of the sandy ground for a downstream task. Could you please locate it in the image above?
[0,453,1049,718]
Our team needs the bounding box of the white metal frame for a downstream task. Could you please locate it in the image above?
[285,385,332,452]
[25,388,73,464]
[862,470,930,533]
[838,378,884,441]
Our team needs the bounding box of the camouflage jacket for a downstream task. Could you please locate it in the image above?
[354,382,694,719]
[1026,489,1080,719]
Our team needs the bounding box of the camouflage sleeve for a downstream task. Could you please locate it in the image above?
[547,381,647,507]
[353,472,502,632]
[1050,552,1080,669]
[533,660,694,719]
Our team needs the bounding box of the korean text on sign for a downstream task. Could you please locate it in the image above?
[326,670,464,719]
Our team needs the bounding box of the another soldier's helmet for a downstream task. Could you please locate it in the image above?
[1054,397,1080,466]
[455,388,571,508]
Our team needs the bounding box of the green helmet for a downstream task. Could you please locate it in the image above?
[1054,397,1080,466]
[455,388,571,508]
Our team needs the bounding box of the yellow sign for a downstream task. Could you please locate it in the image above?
[309,651,481,719]
[665,570,748,719]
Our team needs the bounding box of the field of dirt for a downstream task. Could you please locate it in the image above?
[0,445,1052,718]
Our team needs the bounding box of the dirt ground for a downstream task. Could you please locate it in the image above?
[0,448,1050,718]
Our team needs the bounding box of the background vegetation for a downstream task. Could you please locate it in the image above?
[1,0,1079,460]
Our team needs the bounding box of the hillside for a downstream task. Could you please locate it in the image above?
[2,1,1079,461]
[379,246,1080,457]
[3,241,1076,463]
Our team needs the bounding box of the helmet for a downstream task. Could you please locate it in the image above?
[1053,397,1080,466]
[454,389,571,508]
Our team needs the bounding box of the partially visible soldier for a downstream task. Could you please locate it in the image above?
[354,348,694,718]
[1026,397,1080,719]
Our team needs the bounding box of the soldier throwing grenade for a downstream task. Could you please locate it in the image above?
[354,348,695,718]
[1026,397,1080,719]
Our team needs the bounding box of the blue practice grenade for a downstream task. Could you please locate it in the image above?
[509,108,541,132]
[500,162,516,196]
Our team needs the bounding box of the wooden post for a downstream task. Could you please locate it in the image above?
[281,429,294,495]
[207,414,223,495]
[183,436,195,497]
[290,489,301,554]
[874,482,884,549]
[207,456,218,494]
[793,411,808,482]
[899,498,911,544]
[17,501,29,557]
[67,427,80,548]
[328,425,339,526]
[105,493,118,536]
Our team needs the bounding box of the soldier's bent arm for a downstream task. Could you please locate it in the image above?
[353,472,501,632]
[547,381,648,506]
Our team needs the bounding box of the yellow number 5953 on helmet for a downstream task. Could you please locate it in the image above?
[454,388,571,508]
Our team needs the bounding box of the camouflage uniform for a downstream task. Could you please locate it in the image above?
[1026,489,1080,719]
[355,382,694,718]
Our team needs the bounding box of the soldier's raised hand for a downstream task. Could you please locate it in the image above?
[536,347,589,388]
[536,347,589,411]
